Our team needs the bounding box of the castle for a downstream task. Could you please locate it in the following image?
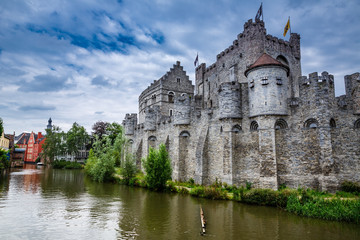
[123,19,360,191]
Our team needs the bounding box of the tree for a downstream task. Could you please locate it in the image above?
[43,125,66,163]
[143,144,172,190]
[120,153,137,184]
[92,121,109,139]
[0,118,3,136]
[66,122,89,156]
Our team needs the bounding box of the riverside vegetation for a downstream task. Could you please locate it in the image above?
[82,124,359,224]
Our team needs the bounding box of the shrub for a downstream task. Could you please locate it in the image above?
[190,186,205,197]
[245,181,252,190]
[120,154,137,185]
[341,181,360,194]
[143,144,172,190]
[178,187,189,194]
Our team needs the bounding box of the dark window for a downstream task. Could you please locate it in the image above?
[177,77,181,83]
[168,92,174,103]
[232,125,242,133]
[261,78,268,85]
[250,121,259,131]
[179,131,190,138]
[330,118,336,128]
[354,119,360,129]
[275,119,288,130]
[276,78,283,85]
[304,118,319,129]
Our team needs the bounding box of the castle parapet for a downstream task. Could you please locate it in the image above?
[344,72,360,115]
[144,106,159,131]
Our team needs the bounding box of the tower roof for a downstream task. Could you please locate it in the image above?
[244,53,289,76]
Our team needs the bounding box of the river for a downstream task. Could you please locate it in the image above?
[0,165,359,240]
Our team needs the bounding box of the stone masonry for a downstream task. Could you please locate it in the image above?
[123,19,360,191]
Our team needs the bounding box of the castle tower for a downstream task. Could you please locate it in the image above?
[123,114,137,135]
[174,94,191,125]
[144,106,159,131]
[344,72,360,115]
[218,81,242,119]
[245,53,290,117]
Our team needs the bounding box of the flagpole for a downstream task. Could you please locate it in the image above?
[289,16,291,34]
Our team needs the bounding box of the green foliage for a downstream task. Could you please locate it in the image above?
[245,181,252,190]
[0,118,3,136]
[187,178,195,185]
[189,185,228,200]
[0,149,10,170]
[120,154,137,184]
[143,144,172,190]
[286,195,360,223]
[178,187,189,194]
[341,181,360,194]
[85,137,115,182]
[52,160,82,169]
[43,126,66,163]
[66,122,89,156]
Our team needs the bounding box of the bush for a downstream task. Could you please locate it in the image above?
[341,181,360,194]
[120,154,137,185]
[52,160,83,169]
[286,195,360,223]
[241,188,292,208]
[143,144,172,190]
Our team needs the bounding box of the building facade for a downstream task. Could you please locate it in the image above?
[123,19,360,191]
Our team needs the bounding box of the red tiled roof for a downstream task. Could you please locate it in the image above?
[244,53,289,76]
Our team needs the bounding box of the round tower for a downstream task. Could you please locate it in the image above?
[174,94,191,125]
[245,53,290,117]
[218,81,242,119]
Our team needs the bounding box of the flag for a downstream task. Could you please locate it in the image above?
[194,53,198,67]
[283,18,290,37]
[255,3,262,21]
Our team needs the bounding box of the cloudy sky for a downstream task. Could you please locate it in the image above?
[1,0,359,134]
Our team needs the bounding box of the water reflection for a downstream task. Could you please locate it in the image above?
[0,167,359,240]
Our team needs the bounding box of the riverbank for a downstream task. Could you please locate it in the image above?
[114,172,360,224]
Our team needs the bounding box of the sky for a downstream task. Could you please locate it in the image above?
[0,0,359,134]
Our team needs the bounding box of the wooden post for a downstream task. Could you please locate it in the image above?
[200,206,206,235]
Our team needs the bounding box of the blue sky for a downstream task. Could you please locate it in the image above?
[1,0,359,134]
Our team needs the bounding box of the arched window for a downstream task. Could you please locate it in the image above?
[232,124,242,133]
[330,118,336,128]
[250,121,259,131]
[179,131,190,138]
[151,94,156,104]
[148,136,157,141]
[304,118,319,129]
[169,109,173,116]
[274,119,288,130]
[128,139,134,144]
[168,92,174,103]
[276,55,289,66]
[354,119,360,129]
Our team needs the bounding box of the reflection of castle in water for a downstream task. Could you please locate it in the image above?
[123,19,360,191]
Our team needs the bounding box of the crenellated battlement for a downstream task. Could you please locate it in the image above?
[300,71,334,88]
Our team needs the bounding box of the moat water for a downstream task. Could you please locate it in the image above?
[0,165,359,240]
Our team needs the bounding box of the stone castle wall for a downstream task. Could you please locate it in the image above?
[123,19,360,191]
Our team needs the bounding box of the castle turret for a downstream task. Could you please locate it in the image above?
[218,81,242,119]
[245,53,290,117]
[123,114,137,135]
[344,72,360,115]
[144,106,159,131]
[174,94,191,125]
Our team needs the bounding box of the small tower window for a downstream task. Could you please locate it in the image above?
[177,77,181,83]
[249,79,254,88]
[261,78,268,85]
[169,109,173,116]
[276,78,283,85]
[250,121,259,131]
[168,92,174,103]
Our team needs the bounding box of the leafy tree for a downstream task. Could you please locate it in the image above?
[66,122,89,156]
[120,153,137,184]
[0,118,3,136]
[0,149,9,170]
[143,144,172,190]
[43,125,66,163]
[92,121,109,139]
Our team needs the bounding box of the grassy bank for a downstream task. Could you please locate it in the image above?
[115,172,360,224]
[52,160,83,169]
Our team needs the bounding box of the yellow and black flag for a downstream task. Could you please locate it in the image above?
[283,18,290,37]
